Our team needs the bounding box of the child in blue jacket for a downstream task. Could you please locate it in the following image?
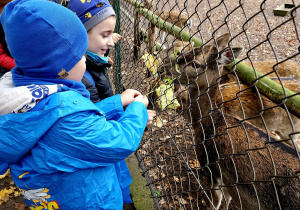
[0,0,149,209]
[68,0,156,207]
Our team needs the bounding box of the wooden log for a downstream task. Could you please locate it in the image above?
[123,0,203,46]
[138,7,203,47]
[134,10,141,60]
[144,0,156,53]
[120,5,162,50]
[154,10,189,28]
[226,60,300,118]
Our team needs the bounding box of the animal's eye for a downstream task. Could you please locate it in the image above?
[191,61,202,69]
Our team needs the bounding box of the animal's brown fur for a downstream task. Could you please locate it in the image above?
[158,33,300,209]
[216,82,300,148]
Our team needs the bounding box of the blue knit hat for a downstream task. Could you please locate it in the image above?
[1,0,88,79]
[68,0,115,32]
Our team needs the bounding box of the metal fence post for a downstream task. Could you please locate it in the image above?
[113,0,122,94]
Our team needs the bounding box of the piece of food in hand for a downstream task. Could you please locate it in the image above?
[107,56,113,64]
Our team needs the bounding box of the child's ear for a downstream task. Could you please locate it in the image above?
[217,47,243,66]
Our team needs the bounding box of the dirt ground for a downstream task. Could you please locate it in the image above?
[0,171,29,210]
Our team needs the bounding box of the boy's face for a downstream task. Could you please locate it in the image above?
[63,55,86,82]
[87,16,116,57]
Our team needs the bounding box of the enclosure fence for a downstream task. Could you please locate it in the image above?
[110,0,300,209]
[61,0,300,209]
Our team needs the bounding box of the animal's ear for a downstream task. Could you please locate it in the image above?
[215,33,231,50]
[217,47,243,66]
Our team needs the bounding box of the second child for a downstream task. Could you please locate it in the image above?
[68,0,156,207]
[69,0,118,102]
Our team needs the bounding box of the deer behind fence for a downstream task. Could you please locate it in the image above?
[157,33,300,210]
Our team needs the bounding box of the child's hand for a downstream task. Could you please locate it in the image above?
[112,33,122,44]
[107,56,113,64]
[134,95,149,107]
[121,89,141,107]
[146,110,156,125]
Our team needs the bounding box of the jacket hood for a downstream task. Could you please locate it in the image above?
[0,72,59,115]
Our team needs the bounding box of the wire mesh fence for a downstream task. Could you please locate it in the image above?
[58,0,300,209]
[109,0,300,209]
[108,0,300,209]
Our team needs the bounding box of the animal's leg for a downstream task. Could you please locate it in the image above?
[210,177,223,210]
[221,187,232,210]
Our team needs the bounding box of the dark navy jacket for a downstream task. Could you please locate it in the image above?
[82,55,113,103]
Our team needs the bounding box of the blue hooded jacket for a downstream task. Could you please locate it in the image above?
[0,89,147,209]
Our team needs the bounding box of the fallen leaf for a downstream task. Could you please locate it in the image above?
[153,118,167,128]
[173,176,180,183]
[179,197,188,205]
[15,202,27,210]
[0,188,14,204]
[0,169,10,179]
[14,191,21,197]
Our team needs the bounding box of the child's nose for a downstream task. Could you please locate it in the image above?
[108,37,114,47]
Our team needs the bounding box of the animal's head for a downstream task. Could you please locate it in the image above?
[158,33,243,89]
[154,40,194,65]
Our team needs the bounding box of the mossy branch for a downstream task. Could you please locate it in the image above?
[120,5,163,50]
[138,7,203,47]
[226,61,300,118]
[123,0,202,47]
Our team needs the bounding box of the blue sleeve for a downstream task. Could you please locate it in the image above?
[28,101,148,173]
[115,160,133,189]
[95,94,124,120]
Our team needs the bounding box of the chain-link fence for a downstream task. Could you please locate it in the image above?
[111,0,300,209]
[58,0,300,209]
[109,0,300,209]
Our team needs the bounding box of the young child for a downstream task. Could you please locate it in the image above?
[68,0,118,102]
[0,0,149,209]
[68,0,156,207]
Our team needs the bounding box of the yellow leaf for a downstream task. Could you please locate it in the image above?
[141,53,159,77]
[0,188,14,204]
[173,176,180,183]
[191,159,200,169]
[14,191,21,197]
[153,118,167,128]
[155,78,180,110]
[0,169,10,179]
